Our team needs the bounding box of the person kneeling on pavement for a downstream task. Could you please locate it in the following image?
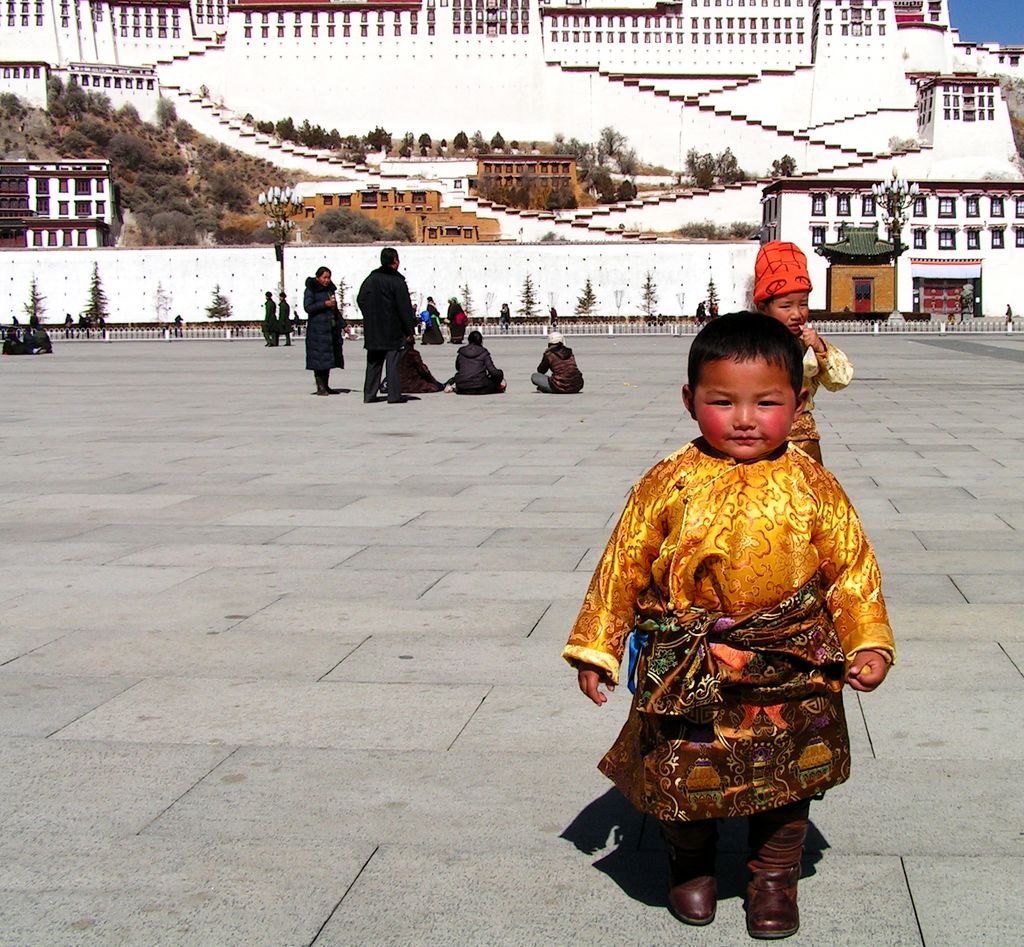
[532,332,583,394]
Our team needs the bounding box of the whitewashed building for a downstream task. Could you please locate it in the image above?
[0,159,116,249]
[0,0,1021,176]
[761,177,1024,317]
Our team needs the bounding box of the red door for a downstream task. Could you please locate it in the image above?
[853,279,873,313]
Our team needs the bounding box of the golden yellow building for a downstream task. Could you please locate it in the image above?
[299,186,501,243]
[815,225,896,316]
[473,154,578,191]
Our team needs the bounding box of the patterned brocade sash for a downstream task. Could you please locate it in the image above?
[633,577,844,716]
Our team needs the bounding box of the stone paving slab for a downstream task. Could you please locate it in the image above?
[0,832,373,947]
[233,597,550,640]
[0,335,1022,944]
[315,845,921,947]
[0,673,139,739]
[906,857,1024,945]
[141,747,627,848]
[886,603,1024,641]
[3,625,368,681]
[52,678,491,751]
[0,586,285,637]
[861,685,1023,760]
[0,739,232,835]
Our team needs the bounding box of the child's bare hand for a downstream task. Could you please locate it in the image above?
[801,326,825,355]
[847,650,888,692]
[578,666,615,706]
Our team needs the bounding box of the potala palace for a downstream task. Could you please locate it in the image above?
[2,0,1024,318]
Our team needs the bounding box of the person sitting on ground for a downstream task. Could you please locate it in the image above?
[449,330,506,395]
[26,316,52,354]
[532,331,584,394]
[398,335,445,393]
[2,327,26,355]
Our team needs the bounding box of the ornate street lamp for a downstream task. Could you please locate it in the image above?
[871,171,919,321]
[257,185,304,299]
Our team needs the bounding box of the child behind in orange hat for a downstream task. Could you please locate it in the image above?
[753,241,852,464]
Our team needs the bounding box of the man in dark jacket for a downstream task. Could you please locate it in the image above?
[357,247,417,403]
[532,332,584,393]
[278,293,292,346]
[262,291,277,346]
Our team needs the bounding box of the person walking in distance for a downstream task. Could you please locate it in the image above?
[357,247,417,404]
[263,291,278,346]
[278,292,292,346]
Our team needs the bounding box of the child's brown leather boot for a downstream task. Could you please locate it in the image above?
[745,810,808,939]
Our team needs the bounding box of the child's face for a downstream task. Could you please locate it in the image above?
[683,357,807,462]
[759,292,810,336]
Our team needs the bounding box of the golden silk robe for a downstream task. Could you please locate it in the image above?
[790,339,853,444]
[562,440,895,822]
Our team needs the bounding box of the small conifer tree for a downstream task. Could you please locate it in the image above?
[640,271,659,320]
[82,262,108,324]
[706,276,720,315]
[518,274,539,319]
[459,282,474,318]
[23,276,46,322]
[206,285,233,320]
[575,278,598,318]
[336,277,350,321]
[154,282,171,323]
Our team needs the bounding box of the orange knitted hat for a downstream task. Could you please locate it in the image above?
[753,241,813,305]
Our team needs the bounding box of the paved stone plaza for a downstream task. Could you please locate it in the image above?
[0,333,1022,946]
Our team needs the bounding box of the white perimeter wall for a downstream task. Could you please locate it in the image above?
[0,243,759,323]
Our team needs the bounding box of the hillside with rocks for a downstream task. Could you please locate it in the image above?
[1,81,294,246]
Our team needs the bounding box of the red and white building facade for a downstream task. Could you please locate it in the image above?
[761,176,1024,318]
[0,160,116,249]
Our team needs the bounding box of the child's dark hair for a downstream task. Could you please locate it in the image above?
[688,311,804,395]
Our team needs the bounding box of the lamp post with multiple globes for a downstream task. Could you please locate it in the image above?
[871,171,919,321]
[257,186,304,299]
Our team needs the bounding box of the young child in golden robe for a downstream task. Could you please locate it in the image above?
[753,241,852,464]
[562,312,894,940]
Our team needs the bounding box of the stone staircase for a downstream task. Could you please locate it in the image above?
[149,46,931,243]
[557,60,920,179]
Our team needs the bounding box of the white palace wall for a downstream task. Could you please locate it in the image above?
[0,243,758,323]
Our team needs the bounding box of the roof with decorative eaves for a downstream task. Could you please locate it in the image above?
[815,224,895,263]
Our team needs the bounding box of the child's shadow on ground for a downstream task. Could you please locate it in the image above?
[560,788,828,907]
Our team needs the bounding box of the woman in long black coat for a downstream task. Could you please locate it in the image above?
[303,266,345,395]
